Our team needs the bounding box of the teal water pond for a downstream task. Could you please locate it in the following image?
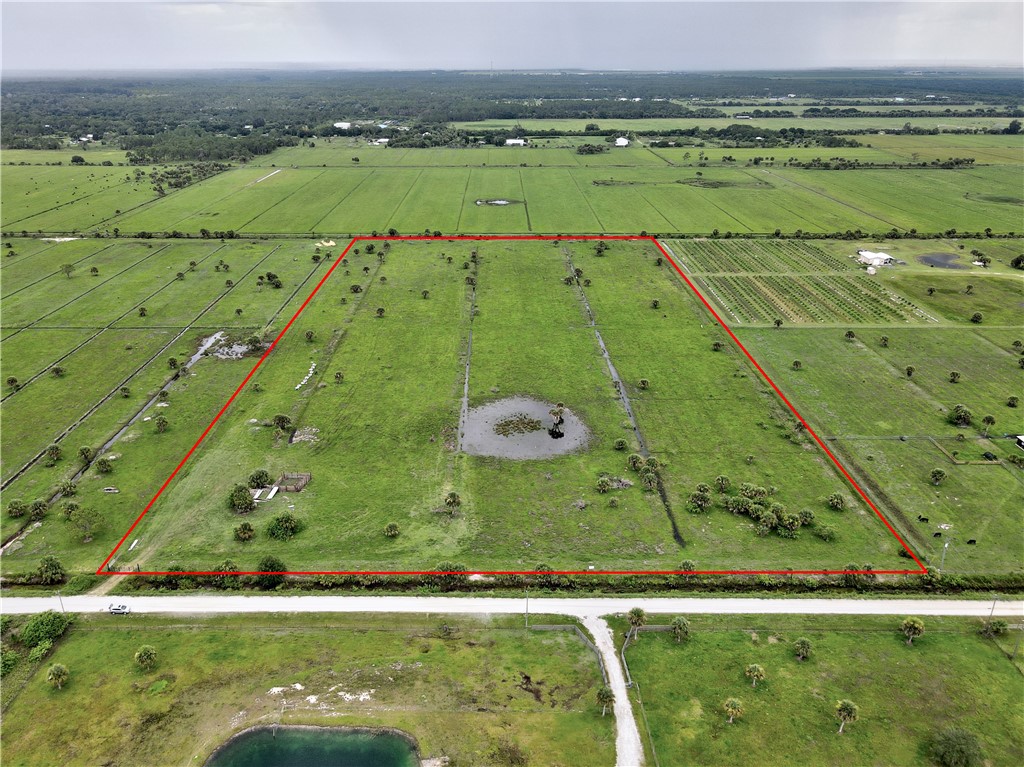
[205,727,418,767]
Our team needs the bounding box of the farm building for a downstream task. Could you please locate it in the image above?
[857,250,894,267]
[614,137,630,147]
[505,138,527,146]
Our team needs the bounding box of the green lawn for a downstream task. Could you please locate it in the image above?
[0,613,612,767]
[616,614,1024,767]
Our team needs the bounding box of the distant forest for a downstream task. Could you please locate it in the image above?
[2,70,1021,159]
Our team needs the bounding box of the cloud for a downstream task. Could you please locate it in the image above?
[2,2,1021,72]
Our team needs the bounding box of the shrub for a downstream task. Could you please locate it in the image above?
[613,438,628,451]
[596,476,613,494]
[0,650,19,678]
[247,469,271,489]
[267,513,303,540]
[20,611,73,648]
[233,522,255,542]
[827,493,847,511]
[948,403,973,426]
[929,727,985,767]
[135,645,158,671]
[815,524,837,542]
[35,556,66,585]
[384,523,400,538]
[28,640,53,663]
[253,556,286,589]
[95,457,113,474]
[229,484,256,513]
[6,499,26,518]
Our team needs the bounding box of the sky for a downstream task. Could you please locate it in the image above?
[2,1,1021,73]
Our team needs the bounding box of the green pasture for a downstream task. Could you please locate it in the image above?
[3,137,1022,236]
[734,325,1023,571]
[1,164,158,232]
[575,242,906,571]
[0,612,611,767]
[617,614,1024,766]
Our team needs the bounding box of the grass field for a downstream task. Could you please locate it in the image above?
[615,614,1024,766]
[0,238,930,576]
[0,612,612,767]
[3,128,1021,236]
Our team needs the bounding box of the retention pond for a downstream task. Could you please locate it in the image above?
[204,726,418,767]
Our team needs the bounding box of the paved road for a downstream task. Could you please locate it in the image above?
[3,595,1021,617]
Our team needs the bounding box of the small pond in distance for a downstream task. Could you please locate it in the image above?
[204,727,418,767]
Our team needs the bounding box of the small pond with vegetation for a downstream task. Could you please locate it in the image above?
[462,396,589,459]
[204,726,418,767]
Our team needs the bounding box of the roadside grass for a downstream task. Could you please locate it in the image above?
[611,614,1024,767]
[0,613,612,767]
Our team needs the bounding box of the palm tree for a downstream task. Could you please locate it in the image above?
[384,523,400,538]
[723,697,744,724]
[135,645,157,671]
[844,330,856,342]
[794,637,812,661]
[597,686,614,716]
[376,307,385,318]
[930,468,947,486]
[47,664,69,689]
[879,335,889,347]
[745,664,765,687]
[981,415,995,437]
[901,617,925,646]
[670,616,690,642]
[626,607,647,640]
[651,299,660,309]
[949,371,961,384]
[444,492,461,511]
[422,290,430,299]
[155,415,169,433]
[304,330,316,342]
[792,360,802,370]
[774,319,783,329]
[905,365,916,378]
[835,699,859,733]
[714,475,731,493]
[334,372,344,384]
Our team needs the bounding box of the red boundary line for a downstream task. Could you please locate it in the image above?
[98,235,926,577]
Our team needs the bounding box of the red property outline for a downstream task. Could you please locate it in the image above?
[98,235,926,577]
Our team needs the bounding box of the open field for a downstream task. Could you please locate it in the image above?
[0,612,611,767]
[615,614,1024,766]
[2,130,1022,236]
[0,238,935,576]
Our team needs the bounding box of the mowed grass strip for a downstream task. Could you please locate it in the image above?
[0,613,613,767]
[617,614,1023,767]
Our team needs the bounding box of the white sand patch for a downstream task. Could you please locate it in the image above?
[336,689,375,702]
[267,687,286,695]
[41,237,81,242]
[292,683,304,691]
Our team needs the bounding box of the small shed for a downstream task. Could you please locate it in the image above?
[614,137,630,147]
[505,138,527,146]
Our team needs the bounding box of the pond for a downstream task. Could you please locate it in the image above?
[462,396,590,459]
[918,252,966,269]
[204,726,418,767]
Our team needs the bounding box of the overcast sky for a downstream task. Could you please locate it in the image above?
[2,1,1021,73]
